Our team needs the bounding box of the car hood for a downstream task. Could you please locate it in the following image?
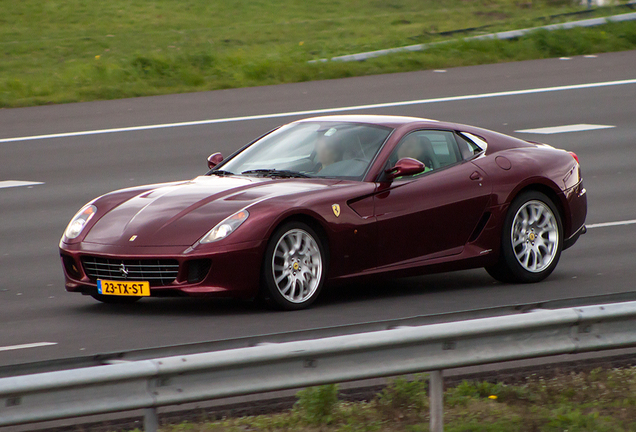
[83,175,341,247]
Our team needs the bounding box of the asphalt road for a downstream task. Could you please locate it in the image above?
[1,51,635,368]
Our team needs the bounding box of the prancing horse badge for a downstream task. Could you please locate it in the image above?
[332,204,341,218]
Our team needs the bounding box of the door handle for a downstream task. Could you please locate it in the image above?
[470,171,483,181]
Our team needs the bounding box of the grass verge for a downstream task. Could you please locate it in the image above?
[136,367,636,431]
[1,1,636,108]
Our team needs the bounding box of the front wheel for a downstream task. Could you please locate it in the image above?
[261,222,327,310]
[486,191,563,284]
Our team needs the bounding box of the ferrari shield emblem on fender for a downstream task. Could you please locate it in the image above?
[332,204,341,218]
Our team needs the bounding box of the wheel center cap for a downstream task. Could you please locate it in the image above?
[293,262,300,271]
[528,232,536,241]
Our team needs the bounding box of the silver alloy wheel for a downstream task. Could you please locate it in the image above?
[511,200,559,273]
[271,228,323,304]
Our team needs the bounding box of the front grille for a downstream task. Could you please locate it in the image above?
[81,257,179,286]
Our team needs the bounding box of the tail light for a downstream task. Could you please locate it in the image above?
[568,151,579,164]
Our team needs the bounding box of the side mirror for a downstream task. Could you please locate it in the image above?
[385,157,426,180]
[207,152,224,169]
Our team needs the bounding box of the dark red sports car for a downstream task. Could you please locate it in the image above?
[60,115,587,309]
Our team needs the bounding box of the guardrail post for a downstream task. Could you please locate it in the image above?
[429,370,443,432]
[144,408,159,432]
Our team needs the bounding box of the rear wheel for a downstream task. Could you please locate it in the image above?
[261,222,327,310]
[486,191,562,283]
[91,294,142,304]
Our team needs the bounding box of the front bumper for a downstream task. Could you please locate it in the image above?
[59,239,266,299]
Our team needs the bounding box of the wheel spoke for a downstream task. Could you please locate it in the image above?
[296,278,307,294]
[292,233,302,253]
[287,279,297,299]
[275,272,288,285]
[512,237,525,248]
[280,239,289,255]
[531,205,542,224]
[279,278,292,295]
[521,250,531,268]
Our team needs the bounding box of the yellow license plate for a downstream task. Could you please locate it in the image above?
[97,280,150,296]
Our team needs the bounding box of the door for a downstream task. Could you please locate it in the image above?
[374,130,492,269]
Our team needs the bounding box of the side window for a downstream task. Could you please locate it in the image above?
[455,132,485,160]
[389,130,462,176]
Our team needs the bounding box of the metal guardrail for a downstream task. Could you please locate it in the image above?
[310,11,636,62]
[2,300,636,432]
[2,290,635,379]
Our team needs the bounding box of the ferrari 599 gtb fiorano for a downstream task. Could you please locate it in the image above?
[60,115,587,310]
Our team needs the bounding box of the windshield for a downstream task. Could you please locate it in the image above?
[216,122,393,180]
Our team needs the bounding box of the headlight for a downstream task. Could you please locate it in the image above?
[64,205,97,239]
[200,210,249,244]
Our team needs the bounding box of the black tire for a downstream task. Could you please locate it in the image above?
[91,294,142,304]
[486,191,563,284]
[260,221,327,310]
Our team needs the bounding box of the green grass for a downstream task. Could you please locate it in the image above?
[1,1,636,107]
[131,367,636,431]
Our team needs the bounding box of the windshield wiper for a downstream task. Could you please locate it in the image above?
[241,169,310,178]
[208,170,234,177]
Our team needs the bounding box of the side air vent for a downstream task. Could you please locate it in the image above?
[468,212,492,243]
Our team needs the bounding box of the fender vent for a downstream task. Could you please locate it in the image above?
[468,212,491,243]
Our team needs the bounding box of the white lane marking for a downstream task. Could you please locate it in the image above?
[515,124,615,134]
[0,180,44,189]
[587,220,636,229]
[1,78,635,144]
[0,342,57,352]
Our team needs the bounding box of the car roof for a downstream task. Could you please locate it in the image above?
[294,114,441,129]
